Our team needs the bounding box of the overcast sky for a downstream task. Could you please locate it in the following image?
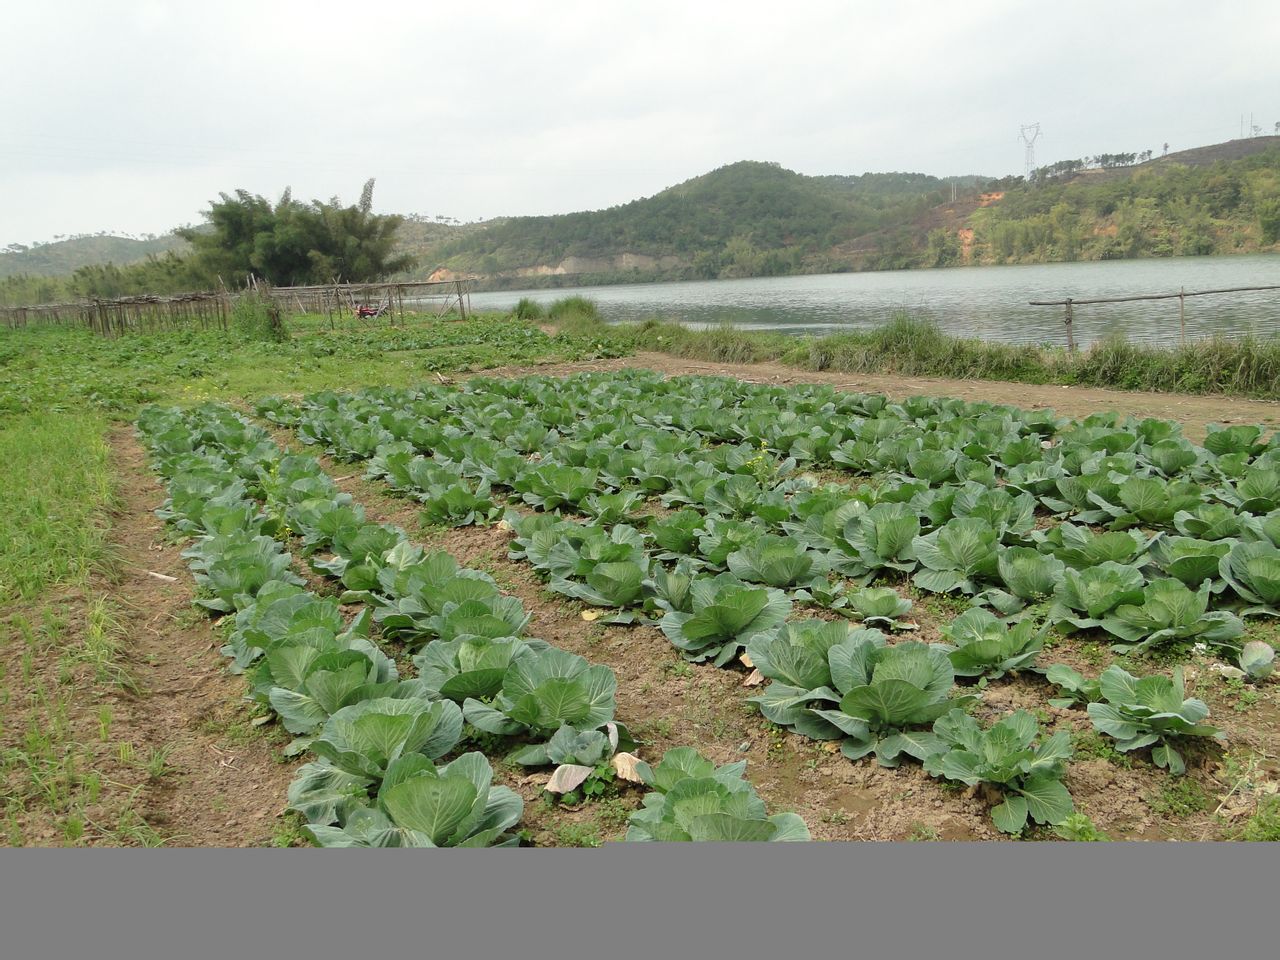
[3,0,1278,247]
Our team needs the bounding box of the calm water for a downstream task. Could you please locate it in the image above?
[468,255,1280,347]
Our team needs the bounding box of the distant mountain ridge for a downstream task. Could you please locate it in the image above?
[5,136,1279,295]
[0,233,190,280]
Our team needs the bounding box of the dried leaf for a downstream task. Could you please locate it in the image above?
[739,652,754,669]
[545,764,594,794]
[742,669,765,687]
[611,751,644,783]
[581,609,602,622]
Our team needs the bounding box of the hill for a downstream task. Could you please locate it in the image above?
[425,162,982,288]
[0,233,190,280]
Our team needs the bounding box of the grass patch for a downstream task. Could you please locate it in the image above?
[0,413,114,602]
[1237,795,1280,841]
[599,312,1280,400]
[1148,778,1211,818]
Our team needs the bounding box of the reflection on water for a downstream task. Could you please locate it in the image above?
[467,255,1280,347]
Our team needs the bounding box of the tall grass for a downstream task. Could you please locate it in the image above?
[545,296,607,336]
[513,297,545,321]
[0,413,115,602]
[562,308,1280,400]
[231,290,289,343]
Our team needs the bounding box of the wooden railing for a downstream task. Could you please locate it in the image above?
[1029,284,1280,352]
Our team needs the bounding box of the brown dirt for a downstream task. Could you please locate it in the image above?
[0,429,296,847]
[476,351,1279,443]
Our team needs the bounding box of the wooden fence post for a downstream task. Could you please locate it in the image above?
[1179,287,1186,345]
[1064,298,1076,353]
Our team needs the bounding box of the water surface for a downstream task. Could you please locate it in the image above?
[467,255,1280,347]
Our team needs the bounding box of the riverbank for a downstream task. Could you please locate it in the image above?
[538,298,1280,401]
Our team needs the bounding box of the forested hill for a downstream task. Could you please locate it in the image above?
[424,162,980,287]
[0,233,189,280]
[945,138,1280,269]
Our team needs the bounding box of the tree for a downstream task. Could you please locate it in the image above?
[177,179,414,286]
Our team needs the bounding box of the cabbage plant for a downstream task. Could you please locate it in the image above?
[1173,503,1247,541]
[911,517,1000,595]
[924,709,1074,834]
[843,586,914,630]
[1099,579,1244,655]
[1219,540,1280,617]
[1048,562,1147,632]
[306,752,523,848]
[462,646,618,741]
[726,534,830,589]
[188,533,304,613]
[1035,523,1149,569]
[413,636,547,702]
[1089,476,1204,530]
[1086,665,1222,774]
[1240,641,1276,681]
[660,574,791,665]
[1147,535,1231,591]
[939,608,1045,680]
[751,635,975,766]
[831,502,920,581]
[1044,664,1103,708]
[978,546,1065,614]
[626,748,810,842]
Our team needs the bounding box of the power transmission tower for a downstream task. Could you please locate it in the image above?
[1018,122,1041,179]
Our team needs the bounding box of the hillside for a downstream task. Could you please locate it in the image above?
[426,162,983,288]
[878,137,1280,270]
[0,233,190,280]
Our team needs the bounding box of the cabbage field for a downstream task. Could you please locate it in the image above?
[135,368,1280,843]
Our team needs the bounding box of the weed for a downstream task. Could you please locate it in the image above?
[1053,812,1112,841]
[144,744,175,780]
[907,823,940,841]
[1072,729,1134,768]
[1148,778,1211,818]
[551,822,603,848]
[1236,795,1280,841]
[663,660,692,679]
[271,813,309,848]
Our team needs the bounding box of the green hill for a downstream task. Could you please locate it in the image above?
[0,233,189,280]
[428,161,980,287]
[899,137,1280,270]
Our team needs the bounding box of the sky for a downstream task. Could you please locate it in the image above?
[3,0,1279,247]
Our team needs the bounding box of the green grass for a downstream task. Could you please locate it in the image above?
[588,312,1280,400]
[1237,795,1280,841]
[0,314,630,422]
[0,412,114,602]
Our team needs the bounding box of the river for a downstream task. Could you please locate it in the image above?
[467,254,1280,347]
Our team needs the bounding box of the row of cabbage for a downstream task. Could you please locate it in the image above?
[136,402,807,844]
[258,372,1280,831]
[258,371,1280,653]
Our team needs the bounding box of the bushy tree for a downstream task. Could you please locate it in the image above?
[178,179,414,286]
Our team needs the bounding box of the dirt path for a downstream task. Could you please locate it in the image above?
[482,351,1279,442]
[0,430,296,847]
